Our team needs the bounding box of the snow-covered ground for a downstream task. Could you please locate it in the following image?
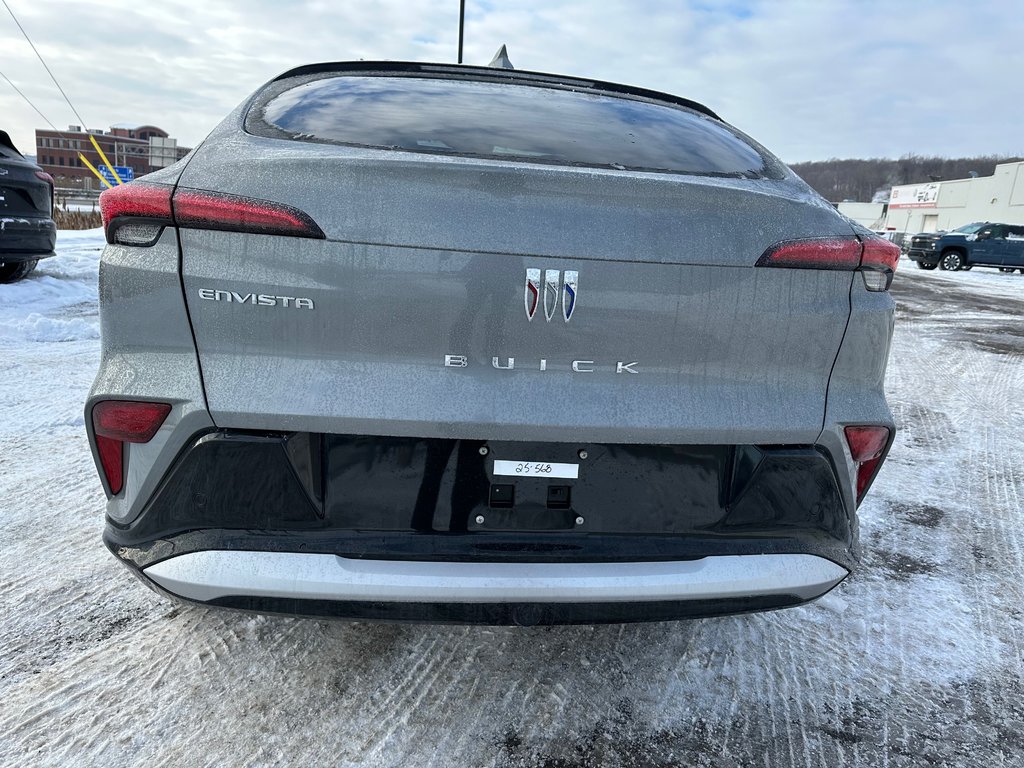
[1,232,1022,767]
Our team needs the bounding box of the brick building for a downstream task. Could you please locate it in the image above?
[35,123,191,189]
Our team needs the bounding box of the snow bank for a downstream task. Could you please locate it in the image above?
[0,228,103,343]
[896,253,1024,301]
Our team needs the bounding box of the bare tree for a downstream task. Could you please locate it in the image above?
[789,155,1023,203]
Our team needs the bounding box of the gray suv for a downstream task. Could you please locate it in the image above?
[87,61,898,625]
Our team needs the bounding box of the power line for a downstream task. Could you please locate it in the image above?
[2,0,89,129]
[0,67,69,139]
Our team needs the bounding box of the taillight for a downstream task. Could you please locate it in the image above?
[861,238,900,272]
[844,425,892,504]
[99,181,324,245]
[35,170,55,211]
[757,235,900,291]
[860,237,901,291]
[174,189,324,239]
[755,238,862,270]
[90,400,171,495]
[99,182,174,244]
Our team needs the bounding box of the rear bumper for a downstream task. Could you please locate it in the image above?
[138,550,847,624]
[104,429,858,623]
[0,216,57,259]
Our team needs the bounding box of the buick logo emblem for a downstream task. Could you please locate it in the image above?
[525,268,577,322]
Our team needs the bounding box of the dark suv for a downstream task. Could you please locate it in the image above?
[908,222,1024,273]
[0,129,57,283]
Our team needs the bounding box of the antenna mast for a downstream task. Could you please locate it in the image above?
[457,0,465,63]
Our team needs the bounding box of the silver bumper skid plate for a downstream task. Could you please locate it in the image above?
[144,551,848,605]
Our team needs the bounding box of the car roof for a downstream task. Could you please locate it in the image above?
[269,61,722,122]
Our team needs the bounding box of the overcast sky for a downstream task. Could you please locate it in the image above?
[1,0,1020,164]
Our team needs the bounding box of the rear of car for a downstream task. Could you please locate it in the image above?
[0,130,56,283]
[87,63,898,625]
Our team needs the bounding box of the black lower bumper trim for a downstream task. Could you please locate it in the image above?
[206,593,804,625]
[107,430,857,623]
[0,217,57,259]
[112,431,854,563]
[0,249,55,263]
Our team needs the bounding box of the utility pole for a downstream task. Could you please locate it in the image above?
[458,0,465,63]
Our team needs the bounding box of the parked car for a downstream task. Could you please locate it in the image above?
[0,129,56,283]
[88,60,899,625]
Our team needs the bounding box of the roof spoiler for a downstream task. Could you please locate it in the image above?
[0,129,22,157]
[267,62,721,121]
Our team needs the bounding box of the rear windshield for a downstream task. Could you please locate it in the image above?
[248,75,780,179]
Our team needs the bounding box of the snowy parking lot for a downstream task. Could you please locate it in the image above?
[1,230,1022,767]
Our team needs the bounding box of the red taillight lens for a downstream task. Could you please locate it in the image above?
[755,238,863,270]
[173,189,324,239]
[95,436,124,496]
[91,401,171,495]
[93,400,171,442]
[99,182,174,241]
[844,425,892,504]
[99,182,324,244]
[844,425,889,462]
[861,237,901,273]
[757,236,900,291]
[853,456,884,503]
[860,237,901,291]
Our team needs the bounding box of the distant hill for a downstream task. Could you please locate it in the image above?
[788,155,1024,203]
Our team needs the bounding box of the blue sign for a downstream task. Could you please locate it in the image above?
[99,165,135,185]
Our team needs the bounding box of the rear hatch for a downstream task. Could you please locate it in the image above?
[174,69,858,445]
[0,137,55,253]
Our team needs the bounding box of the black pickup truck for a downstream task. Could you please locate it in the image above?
[908,222,1024,273]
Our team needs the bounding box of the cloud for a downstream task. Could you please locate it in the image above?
[0,0,1019,164]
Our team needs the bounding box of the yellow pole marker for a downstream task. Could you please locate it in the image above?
[78,152,112,189]
[89,134,123,185]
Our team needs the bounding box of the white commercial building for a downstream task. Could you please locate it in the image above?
[884,160,1024,235]
[836,202,885,229]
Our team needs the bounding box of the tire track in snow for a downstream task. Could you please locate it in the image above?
[362,632,480,760]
